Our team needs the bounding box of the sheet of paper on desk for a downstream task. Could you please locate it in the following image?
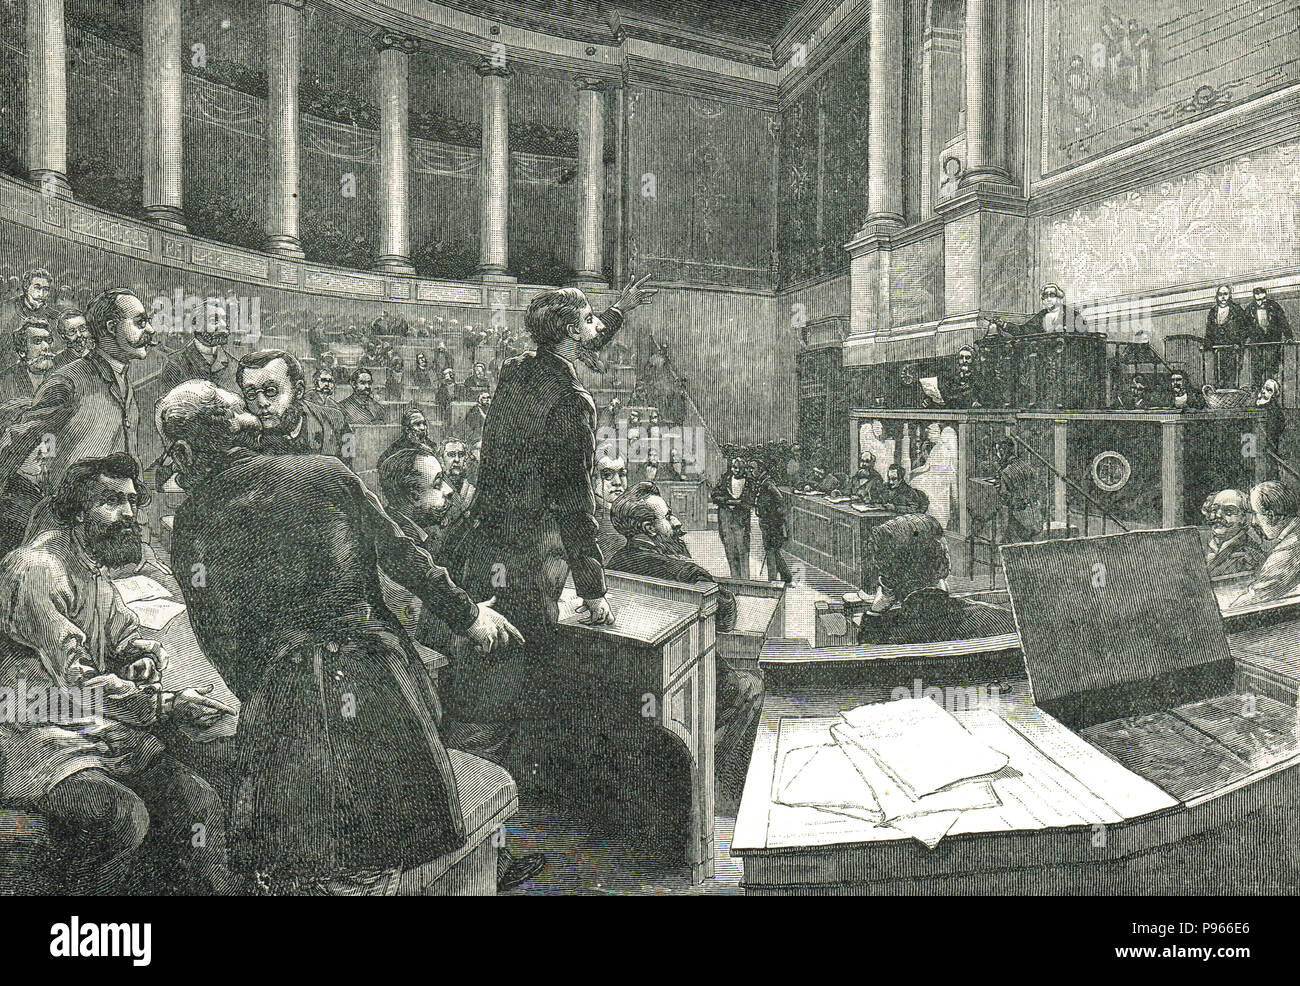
[776,744,883,818]
[113,574,173,605]
[839,698,1009,799]
[830,724,999,820]
[127,597,188,631]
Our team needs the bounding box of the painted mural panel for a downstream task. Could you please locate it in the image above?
[1042,0,1299,175]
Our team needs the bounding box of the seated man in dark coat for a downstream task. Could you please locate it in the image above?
[604,483,762,778]
[159,380,521,893]
[871,463,930,514]
[858,513,1016,645]
[379,407,437,464]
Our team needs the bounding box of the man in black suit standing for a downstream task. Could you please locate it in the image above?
[711,455,755,579]
[434,275,656,759]
[1204,285,1250,389]
[1243,286,1292,387]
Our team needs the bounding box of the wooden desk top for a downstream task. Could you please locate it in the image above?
[557,584,698,647]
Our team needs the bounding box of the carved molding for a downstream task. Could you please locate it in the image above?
[373,31,419,55]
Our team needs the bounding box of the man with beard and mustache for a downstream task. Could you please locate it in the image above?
[0,318,57,403]
[160,297,234,392]
[1203,488,1265,578]
[51,306,93,369]
[158,380,522,893]
[0,452,237,894]
[439,438,475,529]
[305,367,340,410]
[236,349,353,468]
[379,408,436,464]
[604,482,762,780]
[338,368,386,425]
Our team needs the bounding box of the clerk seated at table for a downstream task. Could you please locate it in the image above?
[869,464,929,515]
[846,451,886,502]
[799,466,846,496]
[857,514,1016,645]
[1167,370,1206,410]
[605,483,761,777]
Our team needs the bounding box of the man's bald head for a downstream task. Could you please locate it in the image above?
[157,381,261,488]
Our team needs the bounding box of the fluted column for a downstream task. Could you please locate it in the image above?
[263,0,305,258]
[571,77,607,284]
[142,0,186,230]
[26,0,71,197]
[961,0,1012,186]
[864,0,904,226]
[477,59,512,279]
[373,33,418,275]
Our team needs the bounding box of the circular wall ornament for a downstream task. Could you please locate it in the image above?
[1091,450,1132,492]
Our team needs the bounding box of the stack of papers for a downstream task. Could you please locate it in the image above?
[775,698,1009,849]
[113,575,187,631]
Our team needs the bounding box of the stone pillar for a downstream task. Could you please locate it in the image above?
[373,33,419,275]
[477,59,513,280]
[142,0,186,230]
[25,0,71,197]
[961,0,1012,186]
[262,0,305,258]
[864,0,904,225]
[571,77,607,285]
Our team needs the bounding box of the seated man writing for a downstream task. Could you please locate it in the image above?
[604,483,761,777]
[0,453,235,894]
[857,513,1015,645]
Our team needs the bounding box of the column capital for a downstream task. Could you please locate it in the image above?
[266,0,305,9]
[573,76,607,93]
[477,59,513,79]
[373,32,419,55]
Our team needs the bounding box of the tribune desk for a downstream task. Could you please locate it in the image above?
[553,575,718,884]
[785,492,894,586]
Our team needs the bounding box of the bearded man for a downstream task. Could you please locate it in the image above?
[604,482,762,779]
[236,349,352,467]
[0,452,235,894]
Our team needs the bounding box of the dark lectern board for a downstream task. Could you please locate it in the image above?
[1000,528,1233,730]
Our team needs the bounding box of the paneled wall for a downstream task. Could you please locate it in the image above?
[630,285,790,449]
[625,85,776,291]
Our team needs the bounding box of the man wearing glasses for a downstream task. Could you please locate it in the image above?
[236,349,353,469]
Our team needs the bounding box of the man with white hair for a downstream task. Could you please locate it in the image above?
[158,380,522,893]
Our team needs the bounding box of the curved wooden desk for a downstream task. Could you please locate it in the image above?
[732,631,1300,895]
